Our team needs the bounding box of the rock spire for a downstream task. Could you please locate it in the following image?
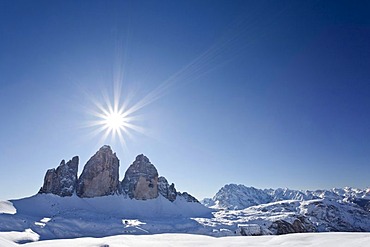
[39,156,79,197]
[76,145,120,198]
[38,146,200,204]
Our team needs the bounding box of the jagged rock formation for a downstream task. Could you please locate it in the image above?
[39,156,79,196]
[198,184,370,236]
[178,192,199,203]
[121,154,159,200]
[38,145,200,203]
[196,196,370,236]
[77,145,120,198]
[204,184,370,211]
[269,217,315,235]
[205,184,272,209]
[158,176,177,202]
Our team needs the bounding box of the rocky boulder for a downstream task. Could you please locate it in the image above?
[121,154,159,200]
[76,145,120,198]
[39,156,79,197]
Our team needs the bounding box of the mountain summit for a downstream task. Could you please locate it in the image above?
[39,145,198,203]
[38,156,79,196]
[121,154,159,200]
[76,146,120,198]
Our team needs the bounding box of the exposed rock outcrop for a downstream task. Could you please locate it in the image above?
[178,192,199,203]
[121,154,159,200]
[37,146,200,203]
[76,145,120,198]
[39,156,79,197]
[238,224,263,236]
[268,217,315,235]
[353,198,370,212]
[158,176,177,202]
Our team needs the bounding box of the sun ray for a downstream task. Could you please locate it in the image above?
[85,86,146,146]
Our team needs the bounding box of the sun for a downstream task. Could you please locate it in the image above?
[103,110,126,133]
[84,84,146,148]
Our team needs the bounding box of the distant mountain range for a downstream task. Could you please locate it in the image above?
[201,184,370,235]
[202,183,370,210]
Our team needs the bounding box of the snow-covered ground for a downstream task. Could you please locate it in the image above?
[0,232,370,247]
[2,186,370,247]
[2,193,370,240]
[0,194,213,240]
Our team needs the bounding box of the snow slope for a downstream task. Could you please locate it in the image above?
[0,194,212,240]
[2,184,370,243]
[2,191,370,240]
[0,232,370,247]
[195,198,370,236]
[198,184,370,236]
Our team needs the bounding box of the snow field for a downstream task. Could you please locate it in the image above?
[0,232,370,247]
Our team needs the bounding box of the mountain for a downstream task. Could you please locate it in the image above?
[199,184,370,236]
[203,184,370,211]
[197,197,370,236]
[0,146,210,241]
[38,156,78,197]
[76,145,120,198]
[1,149,370,241]
[204,184,272,209]
[38,145,198,203]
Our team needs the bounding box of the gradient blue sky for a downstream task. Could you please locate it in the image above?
[1,0,370,201]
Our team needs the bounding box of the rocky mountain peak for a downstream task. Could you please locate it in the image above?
[39,156,79,197]
[158,176,177,202]
[121,154,159,200]
[38,146,200,204]
[76,146,120,198]
[135,154,150,163]
[99,145,113,152]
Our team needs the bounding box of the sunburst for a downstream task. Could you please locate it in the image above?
[83,17,240,147]
[101,108,127,135]
[84,83,146,149]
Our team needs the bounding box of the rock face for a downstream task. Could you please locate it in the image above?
[269,217,315,235]
[210,184,272,209]
[158,176,177,202]
[38,146,200,204]
[121,154,159,200]
[76,145,120,198]
[178,192,199,203]
[39,156,79,197]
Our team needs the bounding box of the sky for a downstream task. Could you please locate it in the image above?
[0,0,370,201]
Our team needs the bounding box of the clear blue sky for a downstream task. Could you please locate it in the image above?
[1,0,369,201]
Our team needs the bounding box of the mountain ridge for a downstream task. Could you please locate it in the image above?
[38,145,199,203]
[1,148,370,240]
[198,183,370,236]
[202,183,370,211]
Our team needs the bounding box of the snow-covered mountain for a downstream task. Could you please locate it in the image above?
[0,193,212,241]
[197,197,370,236]
[0,146,211,241]
[1,147,370,242]
[203,184,370,211]
[198,184,370,236]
